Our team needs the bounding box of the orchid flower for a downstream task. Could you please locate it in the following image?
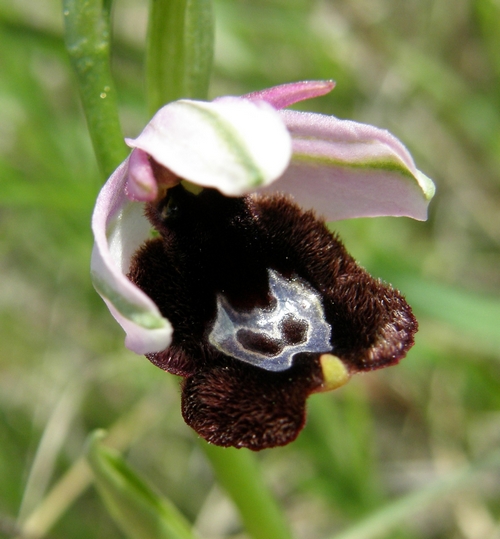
[91,81,435,450]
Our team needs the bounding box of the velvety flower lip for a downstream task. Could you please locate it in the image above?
[128,186,418,449]
[91,80,435,357]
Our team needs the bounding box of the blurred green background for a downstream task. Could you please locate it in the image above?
[1,0,500,538]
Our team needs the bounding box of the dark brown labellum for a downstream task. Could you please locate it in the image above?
[128,184,417,450]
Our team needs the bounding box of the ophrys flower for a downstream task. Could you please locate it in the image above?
[92,81,434,449]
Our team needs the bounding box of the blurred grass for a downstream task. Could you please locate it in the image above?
[1,0,500,538]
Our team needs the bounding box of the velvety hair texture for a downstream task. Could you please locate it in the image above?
[128,185,417,449]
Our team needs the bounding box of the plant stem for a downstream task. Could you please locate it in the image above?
[146,0,214,114]
[63,0,127,179]
[201,443,294,539]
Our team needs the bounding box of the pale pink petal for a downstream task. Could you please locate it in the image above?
[91,158,172,354]
[126,98,292,196]
[261,110,435,221]
[242,80,335,110]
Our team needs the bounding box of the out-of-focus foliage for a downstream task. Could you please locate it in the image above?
[1,0,500,538]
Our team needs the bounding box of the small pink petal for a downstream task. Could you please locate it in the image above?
[125,148,158,201]
[243,80,336,110]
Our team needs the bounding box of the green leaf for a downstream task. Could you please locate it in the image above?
[63,0,128,178]
[87,431,196,539]
[146,0,214,113]
[201,442,294,539]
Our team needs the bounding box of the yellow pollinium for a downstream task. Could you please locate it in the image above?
[319,354,351,392]
[181,179,204,195]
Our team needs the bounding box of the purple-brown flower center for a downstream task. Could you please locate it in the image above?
[126,182,417,449]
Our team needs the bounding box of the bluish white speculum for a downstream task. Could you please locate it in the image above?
[208,269,332,372]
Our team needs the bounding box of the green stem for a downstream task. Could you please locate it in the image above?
[201,443,294,539]
[146,0,214,114]
[63,0,127,179]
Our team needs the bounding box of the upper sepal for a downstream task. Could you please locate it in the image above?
[126,98,292,197]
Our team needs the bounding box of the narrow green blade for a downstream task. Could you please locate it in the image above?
[87,431,196,539]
